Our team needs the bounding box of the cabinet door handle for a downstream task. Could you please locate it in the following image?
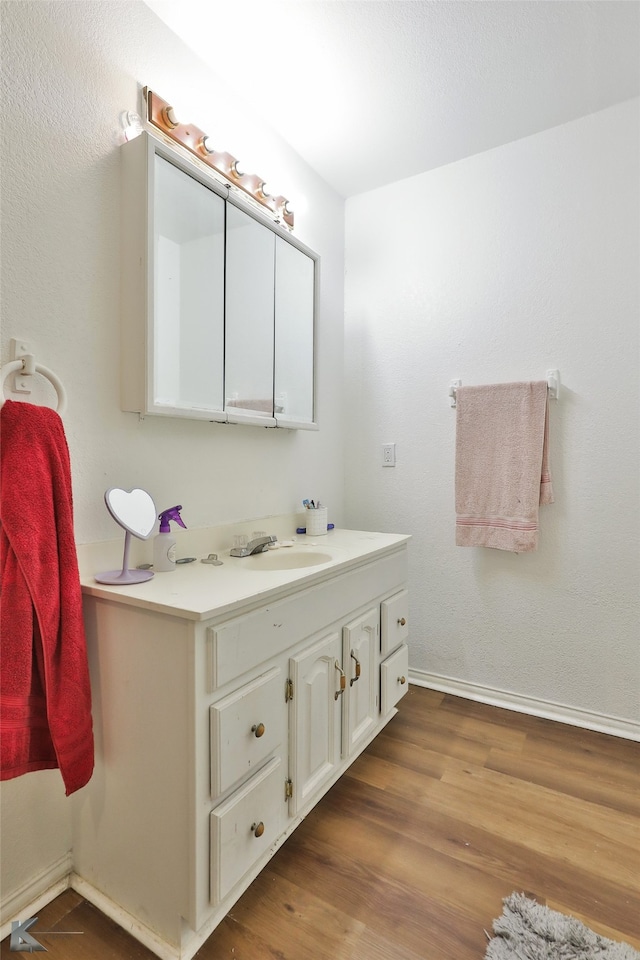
[397,675,407,685]
[397,617,407,626]
[251,821,265,838]
[251,722,265,738]
[334,659,346,700]
[350,650,361,686]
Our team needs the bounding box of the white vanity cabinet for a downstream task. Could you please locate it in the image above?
[74,532,409,960]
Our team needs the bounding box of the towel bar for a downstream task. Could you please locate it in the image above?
[449,370,560,408]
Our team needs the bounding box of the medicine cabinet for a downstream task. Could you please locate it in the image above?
[121,132,318,429]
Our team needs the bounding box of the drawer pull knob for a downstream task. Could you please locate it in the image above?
[398,675,407,685]
[397,617,407,626]
[334,659,346,700]
[251,722,265,738]
[251,821,265,838]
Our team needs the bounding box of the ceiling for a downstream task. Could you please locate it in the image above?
[144,0,640,198]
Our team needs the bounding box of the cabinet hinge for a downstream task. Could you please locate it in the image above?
[285,778,293,800]
[285,678,294,702]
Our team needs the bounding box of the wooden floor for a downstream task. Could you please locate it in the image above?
[3,687,639,959]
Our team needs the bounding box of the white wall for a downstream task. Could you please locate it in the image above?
[344,98,640,733]
[0,0,345,918]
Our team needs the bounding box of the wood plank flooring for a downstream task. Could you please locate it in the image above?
[2,686,639,959]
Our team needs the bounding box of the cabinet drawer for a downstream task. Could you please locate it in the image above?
[380,644,409,715]
[210,757,284,904]
[380,589,409,657]
[210,667,283,798]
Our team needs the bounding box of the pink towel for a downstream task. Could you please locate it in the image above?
[455,381,553,552]
[1,400,94,794]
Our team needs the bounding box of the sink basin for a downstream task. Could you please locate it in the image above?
[237,550,334,571]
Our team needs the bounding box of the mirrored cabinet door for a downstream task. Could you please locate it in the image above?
[225,204,276,425]
[153,155,225,415]
[274,237,316,427]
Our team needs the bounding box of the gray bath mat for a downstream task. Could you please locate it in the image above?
[485,892,640,959]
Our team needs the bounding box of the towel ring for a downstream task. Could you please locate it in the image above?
[0,357,67,415]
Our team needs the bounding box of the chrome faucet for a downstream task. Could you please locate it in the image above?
[230,534,277,557]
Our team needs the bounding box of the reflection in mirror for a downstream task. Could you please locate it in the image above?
[225,204,275,419]
[154,156,225,412]
[96,488,157,585]
[274,237,315,424]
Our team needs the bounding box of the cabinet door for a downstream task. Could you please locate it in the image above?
[225,203,276,425]
[289,631,342,816]
[152,153,226,415]
[343,608,379,757]
[274,236,316,427]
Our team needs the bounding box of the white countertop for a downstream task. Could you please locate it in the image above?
[79,524,411,621]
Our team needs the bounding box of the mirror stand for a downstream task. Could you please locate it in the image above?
[95,528,154,585]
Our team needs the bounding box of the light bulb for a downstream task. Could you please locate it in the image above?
[161,105,179,129]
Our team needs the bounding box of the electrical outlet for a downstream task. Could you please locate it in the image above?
[382,443,396,467]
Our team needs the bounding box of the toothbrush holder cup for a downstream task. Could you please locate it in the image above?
[306,506,328,536]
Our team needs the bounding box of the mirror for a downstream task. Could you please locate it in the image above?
[96,488,157,585]
[105,487,157,538]
[274,237,315,424]
[225,204,276,421]
[153,155,225,414]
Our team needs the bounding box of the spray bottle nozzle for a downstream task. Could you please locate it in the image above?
[158,505,187,533]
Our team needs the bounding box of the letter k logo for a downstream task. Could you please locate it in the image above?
[10,917,46,952]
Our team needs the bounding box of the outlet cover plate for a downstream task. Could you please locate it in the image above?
[382,443,396,467]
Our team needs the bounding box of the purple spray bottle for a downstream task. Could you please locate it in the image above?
[152,505,187,572]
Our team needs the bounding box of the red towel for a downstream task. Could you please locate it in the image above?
[1,400,94,795]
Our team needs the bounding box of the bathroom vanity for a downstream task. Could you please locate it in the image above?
[73,524,410,960]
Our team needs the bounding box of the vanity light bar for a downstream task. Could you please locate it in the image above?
[144,88,294,229]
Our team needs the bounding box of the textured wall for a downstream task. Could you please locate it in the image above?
[0,0,345,915]
[344,98,640,727]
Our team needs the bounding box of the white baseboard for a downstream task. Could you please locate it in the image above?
[409,670,640,742]
[69,874,182,960]
[0,852,72,939]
